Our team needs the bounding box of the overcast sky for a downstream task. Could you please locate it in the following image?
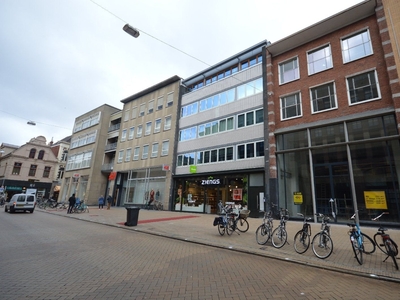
[0,0,363,146]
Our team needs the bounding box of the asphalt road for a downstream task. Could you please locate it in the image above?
[0,211,397,300]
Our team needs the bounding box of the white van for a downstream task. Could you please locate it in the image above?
[4,193,36,213]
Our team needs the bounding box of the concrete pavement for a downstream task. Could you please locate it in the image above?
[39,206,400,282]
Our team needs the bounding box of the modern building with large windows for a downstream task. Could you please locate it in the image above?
[175,41,269,216]
[265,0,400,224]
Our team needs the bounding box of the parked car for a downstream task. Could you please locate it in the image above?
[4,193,36,213]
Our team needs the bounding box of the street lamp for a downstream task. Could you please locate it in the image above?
[123,24,140,38]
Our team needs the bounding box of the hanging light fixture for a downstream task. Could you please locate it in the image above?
[123,24,140,38]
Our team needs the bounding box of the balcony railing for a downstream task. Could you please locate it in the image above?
[101,163,114,172]
[108,123,120,133]
[105,143,117,152]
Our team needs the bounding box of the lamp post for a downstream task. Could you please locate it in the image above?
[0,150,5,190]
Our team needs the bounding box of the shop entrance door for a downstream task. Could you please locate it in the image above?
[314,162,353,221]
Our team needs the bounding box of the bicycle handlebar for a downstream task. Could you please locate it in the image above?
[372,211,389,221]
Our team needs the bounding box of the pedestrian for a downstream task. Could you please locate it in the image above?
[98,195,104,210]
[106,195,113,210]
[67,193,76,214]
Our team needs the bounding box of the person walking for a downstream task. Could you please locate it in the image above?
[106,195,113,210]
[67,193,76,214]
[98,195,104,210]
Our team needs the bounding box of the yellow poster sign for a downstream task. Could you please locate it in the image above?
[364,191,387,210]
[293,192,303,205]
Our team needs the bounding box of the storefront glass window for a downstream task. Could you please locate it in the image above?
[277,130,308,150]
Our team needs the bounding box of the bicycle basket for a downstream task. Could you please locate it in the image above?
[239,210,250,219]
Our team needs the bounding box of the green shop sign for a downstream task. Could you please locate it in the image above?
[189,165,197,173]
[6,186,23,191]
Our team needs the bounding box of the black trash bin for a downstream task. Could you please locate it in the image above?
[125,206,140,226]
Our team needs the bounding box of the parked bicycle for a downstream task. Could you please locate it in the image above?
[56,201,69,211]
[214,202,234,236]
[293,213,312,254]
[153,200,164,210]
[72,201,89,213]
[347,210,376,265]
[227,208,250,235]
[271,208,290,248]
[311,213,333,259]
[372,212,398,270]
[256,210,274,245]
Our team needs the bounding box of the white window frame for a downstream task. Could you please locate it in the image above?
[131,107,137,119]
[137,125,142,138]
[161,140,169,156]
[164,116,172,130]
[133,147,140,160]
[148,100,154,114]
[307,44,333,75]
[121,129,127,142]
[142,145,149,159]
[167,93,173,107]
[154,119,161,133]
[117,150,124,163]
[139,104,145,117]
[145,122,152,135]
[125,148,132,161]
[151,143,159,157]
[157,96,164,110]
[280,92,302,120]
[310,81,337,114]
[346,69,381,105]
[128,127,135,140]
[279,57,299,85]
[341,29,373,64]
[124,110,130,122]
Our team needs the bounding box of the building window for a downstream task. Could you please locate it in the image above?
[164,116,171,130]
[117,150,124,163]
[177,153,195,166]
[137,125,142,138]
[121,129,127,142]
[310,82,337,113]
[237,141,264,159]
[162,141,169,156]
[132,107,137,119]
[124,110,130,122]
[43,166,51,178]
[179,127,197,141]
[148,100,154,114]
[167,93,173,107]
[157,96,164,110]
[12,162,22,175]
[133,147,140,160]
[151,143,158,157]
[37,150,45,160]
[279,57,299,84]
[29,148,36,158]
[281,92,302,120]
[139,104,145,117]
[154,119,161,133]
[29,164,37,176]
[142,145,149,159]
[307,44,333,75]
[128,127,135,140]
[341,29,372,63]
[347,70,380,105]
[145,122,152,135]
[125,148,132,161]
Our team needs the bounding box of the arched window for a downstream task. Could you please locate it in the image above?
[38,150,45,160]
[29,148,36,159]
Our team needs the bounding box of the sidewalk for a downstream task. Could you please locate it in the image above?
[39,206,400,282]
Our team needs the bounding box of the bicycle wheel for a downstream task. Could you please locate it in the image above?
[361,233,376,254]
[311,232,333,259]
[226,218,235,236]
[374,233,387,254]
[350,235,363,265]
[271,227,287,248]
[385,240,399,270]
[256,224,271,245]
[236,218,249,233]
[218,223,225,236]
[294,230,310,254]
